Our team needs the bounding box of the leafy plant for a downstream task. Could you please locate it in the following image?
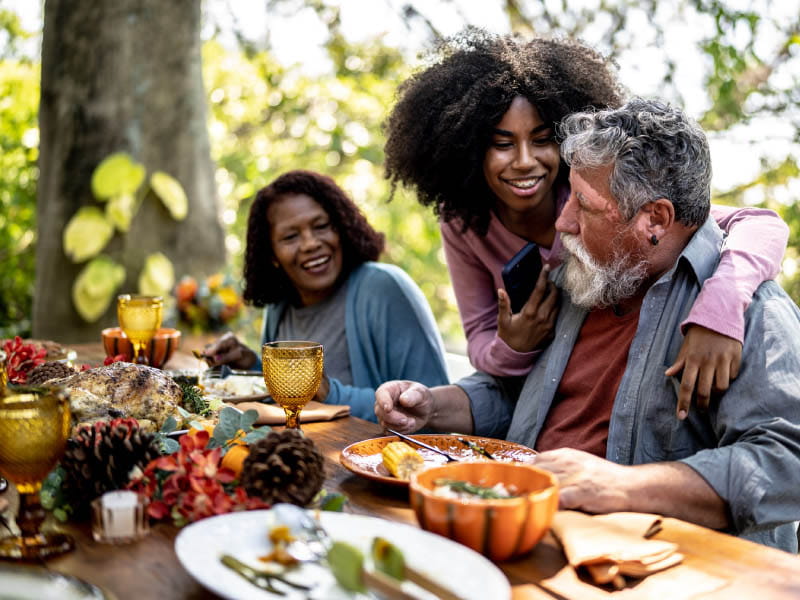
[63,152,189,322]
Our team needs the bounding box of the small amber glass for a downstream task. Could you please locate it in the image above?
[117,294,164,365]
[0,386,74,559]
[262,341,323,429]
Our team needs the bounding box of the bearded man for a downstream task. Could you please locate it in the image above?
[375,98,800,551]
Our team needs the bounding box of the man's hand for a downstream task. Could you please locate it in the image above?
[534,448,630,514]
[374,380,435,433]
[203,332,258,370]
[665,325,742,420]
[497,266,559,353]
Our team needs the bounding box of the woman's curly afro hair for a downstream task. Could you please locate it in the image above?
[384,27,627,236]
[243,170,385,307]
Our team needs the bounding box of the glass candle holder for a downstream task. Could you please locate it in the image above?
[91,491,150,544]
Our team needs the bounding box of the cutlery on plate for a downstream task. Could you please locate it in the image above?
[220,554,313,595]
[452,436,498,461]
[385,429,460,463]
[272,503,463,600]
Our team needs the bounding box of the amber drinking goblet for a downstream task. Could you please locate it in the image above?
[262,341,323,429]
[0,386,74,559]
[117,294,163,365]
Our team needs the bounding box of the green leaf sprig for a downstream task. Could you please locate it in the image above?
[433,478,518,499]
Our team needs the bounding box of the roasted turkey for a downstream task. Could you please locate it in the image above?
[49,362,182,432]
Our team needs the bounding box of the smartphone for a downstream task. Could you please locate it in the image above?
[501,242,543,313]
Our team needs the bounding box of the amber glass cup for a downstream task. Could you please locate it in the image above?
[117,294,164,365]
[0,387,74,559]
[262,341,323,429]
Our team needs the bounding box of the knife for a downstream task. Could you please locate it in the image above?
[385,429,460,463]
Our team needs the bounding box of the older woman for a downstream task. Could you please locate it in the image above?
[204,170,449,421]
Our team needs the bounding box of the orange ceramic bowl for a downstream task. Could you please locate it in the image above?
[101,327,181,369]
[409,461,558,562]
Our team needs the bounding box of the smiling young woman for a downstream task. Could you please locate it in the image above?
[202,170,449,422]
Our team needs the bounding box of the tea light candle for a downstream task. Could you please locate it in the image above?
[102,491,137,538]
[91,490,151,544]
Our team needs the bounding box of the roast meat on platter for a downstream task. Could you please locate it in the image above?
[48,362,182,432]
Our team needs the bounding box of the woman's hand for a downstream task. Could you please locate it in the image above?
[202,332,258,370]
[497,266,559,352]
[665,325,742,419]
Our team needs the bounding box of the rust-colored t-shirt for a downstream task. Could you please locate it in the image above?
[535,304,641,457]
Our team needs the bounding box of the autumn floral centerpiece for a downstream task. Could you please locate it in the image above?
[174,272,244,333]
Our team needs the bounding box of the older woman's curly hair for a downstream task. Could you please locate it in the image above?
[384,27,627,235]
[243,170,385,306]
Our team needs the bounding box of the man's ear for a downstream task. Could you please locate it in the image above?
[636,199,674,244]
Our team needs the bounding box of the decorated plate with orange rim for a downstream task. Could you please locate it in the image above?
[340,434,538,487]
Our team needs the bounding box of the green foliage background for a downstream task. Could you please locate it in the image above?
[1,1,798,346]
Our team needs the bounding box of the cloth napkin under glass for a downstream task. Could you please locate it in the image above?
[229,400,350,425]
[550,510,684,589]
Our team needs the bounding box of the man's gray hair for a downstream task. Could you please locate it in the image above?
[558,98,711,226]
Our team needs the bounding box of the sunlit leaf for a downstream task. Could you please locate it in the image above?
[72,256,125,322]
[91,152,146,200]
[105,193,137,232]
[150,171,188,220]
[62,206,114,263]
[138,252,175,296]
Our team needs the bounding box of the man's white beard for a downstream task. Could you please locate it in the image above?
[560,232,649,309]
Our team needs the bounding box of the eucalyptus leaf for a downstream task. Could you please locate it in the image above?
[150,171,188,220]
[237,409,258,430]
[243,429,267,444]
[91,152,145,200]
[63,206,114,263]
[160,415,178,433]
[160,437,180,454]
[72,256,125,322]
[138,252,175,297]
[218,406,241,432]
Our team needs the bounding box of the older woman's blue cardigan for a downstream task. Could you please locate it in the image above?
[261,262,449,421]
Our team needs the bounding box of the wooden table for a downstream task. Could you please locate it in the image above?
[4,343,800,599]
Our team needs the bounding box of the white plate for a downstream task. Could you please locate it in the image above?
[174,509,511,600]
[0,564,110,599]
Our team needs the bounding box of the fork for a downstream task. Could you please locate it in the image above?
[385,429,461,462]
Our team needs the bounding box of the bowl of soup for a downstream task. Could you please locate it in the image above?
[409,460,558,562]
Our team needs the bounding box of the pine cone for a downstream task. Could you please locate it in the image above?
[60,418,161,518]
[26,361,76,386]
[240,430,325,506]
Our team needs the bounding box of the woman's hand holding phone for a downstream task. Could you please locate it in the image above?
[497,265,560,353]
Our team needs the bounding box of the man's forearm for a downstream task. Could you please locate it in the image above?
[625,461,729,529]
[427,384,474,434]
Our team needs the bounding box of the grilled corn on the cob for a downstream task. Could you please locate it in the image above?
[382,441,424,479]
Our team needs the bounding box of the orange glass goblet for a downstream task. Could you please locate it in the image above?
[0,386,74,559]
[262,341,323,429]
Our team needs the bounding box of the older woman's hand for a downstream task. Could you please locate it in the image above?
[202,332,258,370]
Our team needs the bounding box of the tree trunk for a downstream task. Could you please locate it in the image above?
[34,0,224,343]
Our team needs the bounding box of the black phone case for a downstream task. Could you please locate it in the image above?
[501,242,542,313]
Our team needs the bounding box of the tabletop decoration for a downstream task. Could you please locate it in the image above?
[2,336,47,384]
[41,417,161,522]
[240,429,325,506]
[126,428,269,527]
[175,272,243,334]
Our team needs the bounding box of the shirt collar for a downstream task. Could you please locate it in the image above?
[659,215,724,287]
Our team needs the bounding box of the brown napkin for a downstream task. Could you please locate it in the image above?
[229,400,350,425]
[550,510,684,589]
